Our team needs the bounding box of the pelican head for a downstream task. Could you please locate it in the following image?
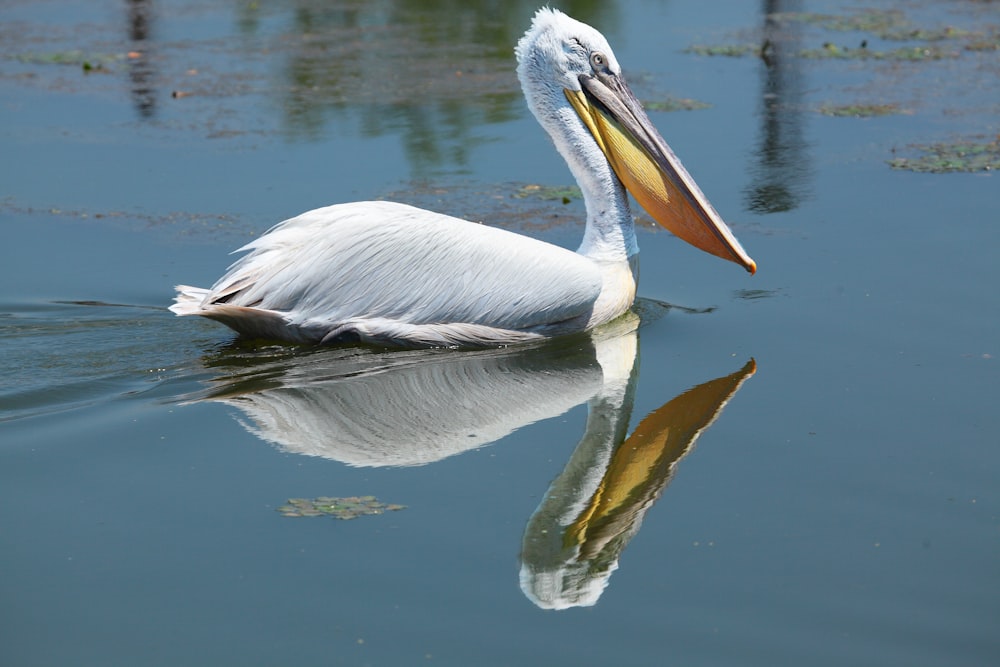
[516,9,756,273]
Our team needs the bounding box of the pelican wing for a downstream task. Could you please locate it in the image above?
[181,201,603,346]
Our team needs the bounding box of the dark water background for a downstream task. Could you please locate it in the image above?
[2,1,998,665]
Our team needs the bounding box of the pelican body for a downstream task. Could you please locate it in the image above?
[171,9,755,347]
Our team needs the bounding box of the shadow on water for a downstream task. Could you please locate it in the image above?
[178,302,756,609]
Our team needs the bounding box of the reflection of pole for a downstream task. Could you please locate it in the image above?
[744,0,809,214]
[126,0,156,118]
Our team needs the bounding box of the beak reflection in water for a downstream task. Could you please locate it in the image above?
[520,357,756,609]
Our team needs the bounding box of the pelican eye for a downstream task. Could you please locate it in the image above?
[590,51,607,70]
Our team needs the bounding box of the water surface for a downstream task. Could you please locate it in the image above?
[2,1,998,665]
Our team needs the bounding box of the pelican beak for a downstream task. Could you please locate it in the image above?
[566,74,756,274]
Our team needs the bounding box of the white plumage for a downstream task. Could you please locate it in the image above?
[171,8,754,347]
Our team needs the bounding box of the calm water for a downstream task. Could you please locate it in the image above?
[2,0,998,665]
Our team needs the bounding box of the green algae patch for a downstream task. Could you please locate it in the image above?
[686,42,958,62]
[14,50,124,71]
[770,9,911,36]
[685,44,764,58]
[800,43,958,61]
[881,26,978,42]
[690,8,994,61]
[278,496,407,520]
[963,31,1000,52]
[773,9,978,42]
[773,9,909,35]
[817,103,908,117]
[644,97,712,112]
[888,138,1000,173]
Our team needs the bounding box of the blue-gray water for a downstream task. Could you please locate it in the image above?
[2,1,998,665]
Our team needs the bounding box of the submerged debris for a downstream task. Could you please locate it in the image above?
[888,138,1000,173]
[277,496,406,520]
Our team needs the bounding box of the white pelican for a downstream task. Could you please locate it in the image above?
[170,8,756,347]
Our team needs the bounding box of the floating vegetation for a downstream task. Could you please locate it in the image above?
[277,496,406,520]
[964,32,1000,52]
[687,41,957,62]
[14,50,123,72]
[513,183,582,204]
[799,43,957,61]
[817,103,907,117]
[644,97,711,112]
[881,26,977,42]
[773,10,978,42]
[685,44,763,58]
[888,138,1000,173]
[773,9,909,36]
[690,8,993,62]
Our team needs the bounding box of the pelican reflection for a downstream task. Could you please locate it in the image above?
[189,311,643,467]
[185,306,754,607]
